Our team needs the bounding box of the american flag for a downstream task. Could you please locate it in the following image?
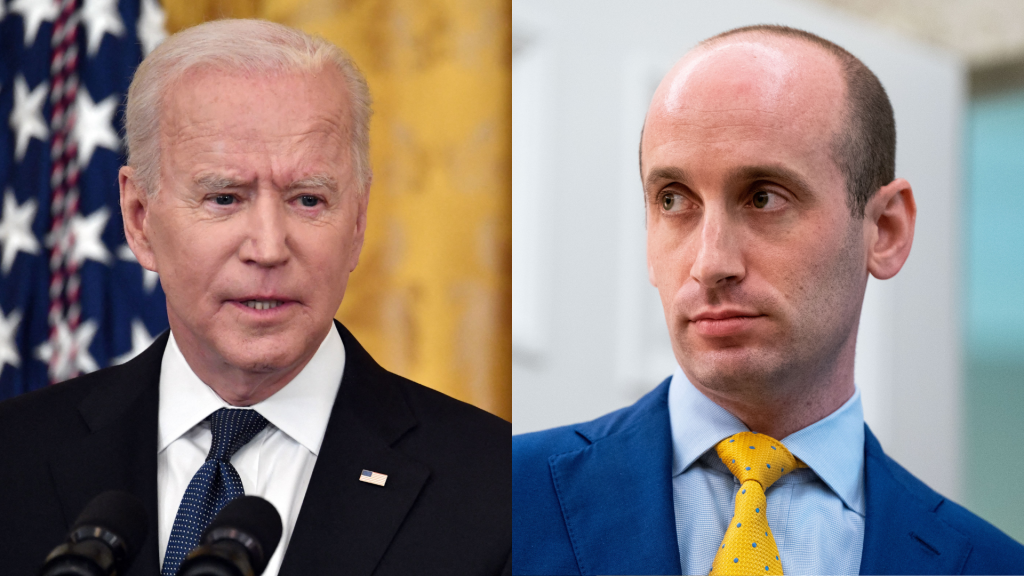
[0,0,169,400]
[359,469,388,487]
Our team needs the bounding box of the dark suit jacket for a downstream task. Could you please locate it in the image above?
[0,321,510,575]
[512,378,1024,575]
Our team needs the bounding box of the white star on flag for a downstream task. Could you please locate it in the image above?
[36,319,100,382]
[10,75,49,162]
[75,88,121,168]
[137,0,167,56]
[81,0,126,57]
[2,0,171,394]
[112,318,155,365]
[68,207,112,266]
[0,189,40,275]
[117,244,159,292]
[0,307,22,381]
[9,0,59,47]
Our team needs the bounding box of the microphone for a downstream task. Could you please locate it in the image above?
[39,490,149,576]
[176,496,283,576]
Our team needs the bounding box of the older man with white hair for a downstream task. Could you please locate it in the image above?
[0,19,510,576]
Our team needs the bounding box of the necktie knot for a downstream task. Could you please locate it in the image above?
[162,408,269,576]
[710,432,805,575]
[715,431,803,490]
[206,408,268,463]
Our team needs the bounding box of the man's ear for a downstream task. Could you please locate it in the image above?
[119,166,158,272]
[865,178,916,280]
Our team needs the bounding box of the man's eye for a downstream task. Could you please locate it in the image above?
[661,193,683,212]
[214,195,234,205]
[751,190,784,210]
[300,195,319,207]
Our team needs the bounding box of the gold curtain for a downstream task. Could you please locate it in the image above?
[162,0,512,420]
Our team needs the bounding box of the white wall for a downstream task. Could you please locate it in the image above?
[512,0,967,499]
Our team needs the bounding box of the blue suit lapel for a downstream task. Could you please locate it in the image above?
[545,386,979,575]
[859,425,971,575]
[548,381,681,576]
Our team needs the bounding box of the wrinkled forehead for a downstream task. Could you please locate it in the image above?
[160,65,350,137]
[645,36,846,138]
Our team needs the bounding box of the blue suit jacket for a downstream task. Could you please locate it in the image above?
[512,379,1024,575]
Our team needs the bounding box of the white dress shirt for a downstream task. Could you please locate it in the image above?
[157,324,345,576]
[669,367,865,575]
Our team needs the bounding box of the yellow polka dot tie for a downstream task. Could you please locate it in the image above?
[709,432,806,576]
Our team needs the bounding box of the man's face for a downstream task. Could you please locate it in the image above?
[138,68,367,377]
[642,38,869,396]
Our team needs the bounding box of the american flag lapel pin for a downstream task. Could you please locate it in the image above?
[360,469,388,487]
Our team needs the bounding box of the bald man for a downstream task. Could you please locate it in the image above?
[512,25,1024,576]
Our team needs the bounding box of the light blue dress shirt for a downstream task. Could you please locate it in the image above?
[668,367,865,575]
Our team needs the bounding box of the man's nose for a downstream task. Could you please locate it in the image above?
[690,208,745,288]
[240,194,290,267]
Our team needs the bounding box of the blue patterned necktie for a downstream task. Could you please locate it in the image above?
[161,408,269,576]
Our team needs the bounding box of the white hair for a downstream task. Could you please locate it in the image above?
[124,19,373,195]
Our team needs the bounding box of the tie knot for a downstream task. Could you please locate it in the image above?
[715,431,803,489]
[207,408,268,462]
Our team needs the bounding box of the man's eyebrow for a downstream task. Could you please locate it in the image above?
[730,165,813,194]
[286,174,338,192]
[194,173,251,191]
[644,167,688,191]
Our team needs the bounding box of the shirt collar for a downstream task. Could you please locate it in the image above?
[668,366,866,516]
[158,324,345,456]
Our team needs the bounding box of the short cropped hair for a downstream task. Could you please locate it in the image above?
[124,19,373,196]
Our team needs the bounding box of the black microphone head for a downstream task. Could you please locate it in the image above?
[72,490,148,564]
[203,496,282,574]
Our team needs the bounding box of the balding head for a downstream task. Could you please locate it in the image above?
[642,25,894,217]
[641,25,916,438]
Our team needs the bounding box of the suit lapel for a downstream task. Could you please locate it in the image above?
[549,384,681,576]
[541,392,976,576]
[45,323,430,576]
[279,322,430,576]
[859,425,970,575]
[47,332,167,576]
